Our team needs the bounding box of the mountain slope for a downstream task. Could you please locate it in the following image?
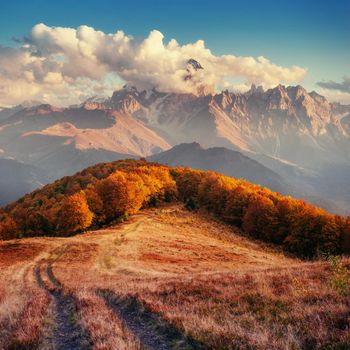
[0,101,41,121]
[0,104,170,157]
[148,143,348,214]
[148,142,291,195]
[2,85,349,171]
[0,104,170,183]
[113,84,350,169]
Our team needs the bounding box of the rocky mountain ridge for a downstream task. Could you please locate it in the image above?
[77,83,349,169]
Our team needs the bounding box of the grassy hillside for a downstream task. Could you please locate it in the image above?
[1,159,349,258]
[1,205,349,349]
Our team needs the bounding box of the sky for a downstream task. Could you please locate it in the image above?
[0,0,349,106]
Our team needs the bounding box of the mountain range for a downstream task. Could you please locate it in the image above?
[0,76,350,213]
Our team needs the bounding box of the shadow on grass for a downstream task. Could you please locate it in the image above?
[35,264,93,350]
[97,288,207,350]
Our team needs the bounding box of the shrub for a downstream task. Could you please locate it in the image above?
[327,256,349,297]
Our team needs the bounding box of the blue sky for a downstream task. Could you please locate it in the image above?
[0,0,349,104]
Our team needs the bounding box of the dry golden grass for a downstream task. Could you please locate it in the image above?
[0,204,349,349]
[0,241,51,349]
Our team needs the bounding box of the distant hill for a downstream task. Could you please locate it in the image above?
[148,142,291,195]
[148,143,346,214]
[1,159,348,259]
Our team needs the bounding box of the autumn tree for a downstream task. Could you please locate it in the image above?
[223,185,253,226]
[95,172,146,223]
[84,185,105,226]
[282,204,326,258]
[56,191,93,235]
[198,173,236,215]
[172,168,204,209]
[1,159,347,259]
[133,166,177,205]
[242,195,278,240]
[318,214,343,255]
[0,213,19,240]
[275,197,303,244]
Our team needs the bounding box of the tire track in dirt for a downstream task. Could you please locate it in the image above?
[97,289,207,350]
[35,260,92,350]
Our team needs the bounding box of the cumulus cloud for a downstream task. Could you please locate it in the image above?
[0,23,308,106]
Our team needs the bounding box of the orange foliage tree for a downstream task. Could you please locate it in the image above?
[95,172,146,223]
[282,203,330,257]
[56,191,94,235]
[171,168,204,209]
[223,185,254,226]
[84,184,105,225]
[0,213,19,240]
[198,173,236,216]
[343,217,350,252]
[132,166,177,205]
[242,195,278,241]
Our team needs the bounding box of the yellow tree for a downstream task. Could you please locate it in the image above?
[172,168,204,209]
[199,173,236,215]
[133,166,177,204]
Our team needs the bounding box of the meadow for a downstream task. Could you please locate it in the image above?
[1,205,349,349]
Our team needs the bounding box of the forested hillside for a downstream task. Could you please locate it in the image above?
[1,159,349,258]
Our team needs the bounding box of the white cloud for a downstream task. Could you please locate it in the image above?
[0,23,308,106]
